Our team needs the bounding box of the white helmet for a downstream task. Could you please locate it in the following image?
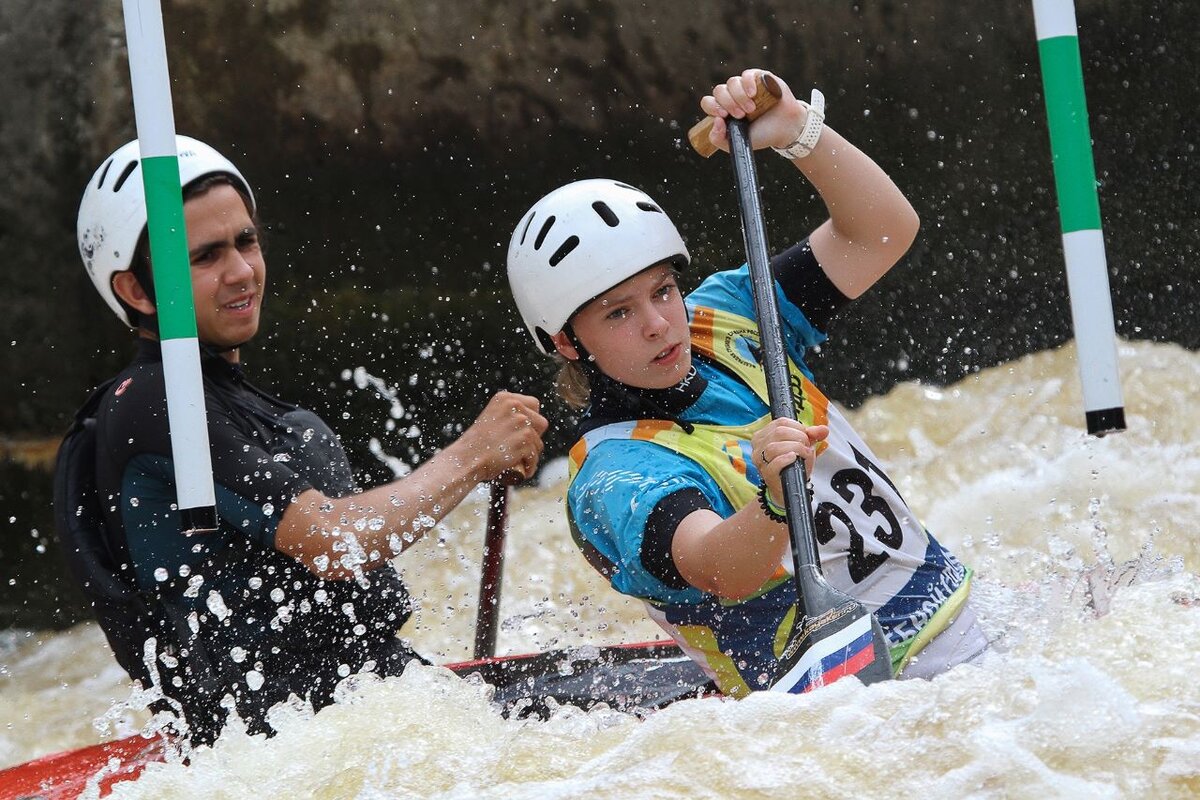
[77,135,255,327]
[507,179,690,355]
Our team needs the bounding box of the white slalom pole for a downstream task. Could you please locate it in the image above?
[122,0,218,532]
[1033,0,1126,436]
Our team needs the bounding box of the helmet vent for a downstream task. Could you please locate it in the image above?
[112,160,140,193]
[96,158,114,189]
[591,201,620,227]
[534,215,556,250]
[548,236,580,267]
[519,211,536,245]
[636,201,662,214]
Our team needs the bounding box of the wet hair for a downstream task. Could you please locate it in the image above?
[556,356,591,409]
[117,174,259,328]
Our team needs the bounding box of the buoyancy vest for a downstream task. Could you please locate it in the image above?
[567,304,971,693]
[56,371,419,743]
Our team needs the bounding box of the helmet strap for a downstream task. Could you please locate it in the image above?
[563,324,595,364]
[137,314,160,338]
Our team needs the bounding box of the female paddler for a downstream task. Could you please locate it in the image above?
[506,69,989,695]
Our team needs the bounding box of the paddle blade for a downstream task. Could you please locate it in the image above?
[770,599,892,694]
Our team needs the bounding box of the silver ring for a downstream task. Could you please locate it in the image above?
[760,450,768,465]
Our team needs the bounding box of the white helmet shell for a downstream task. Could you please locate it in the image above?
[77,135,255,327]
[507,179,690,355]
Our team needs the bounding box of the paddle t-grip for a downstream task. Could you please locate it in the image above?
[687,73,784,158]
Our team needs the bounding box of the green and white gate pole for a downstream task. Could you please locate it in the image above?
[123,0,218,532]
[1032,0,1126,436]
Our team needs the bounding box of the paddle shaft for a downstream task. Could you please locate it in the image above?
[725,119,827,596]
[473,482,510,659]
[690,90,892,691]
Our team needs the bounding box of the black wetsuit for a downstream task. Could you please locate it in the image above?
[68,338,420,742]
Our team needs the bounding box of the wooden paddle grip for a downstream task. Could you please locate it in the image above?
[687,72,784,158]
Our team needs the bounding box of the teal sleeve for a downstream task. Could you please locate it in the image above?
[568,440,733,605]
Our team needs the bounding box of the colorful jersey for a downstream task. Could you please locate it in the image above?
[567,267,971,695]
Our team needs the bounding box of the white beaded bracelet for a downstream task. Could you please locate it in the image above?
[772,88,826,160]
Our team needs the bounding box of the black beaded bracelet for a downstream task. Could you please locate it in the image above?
[757,482,787,523]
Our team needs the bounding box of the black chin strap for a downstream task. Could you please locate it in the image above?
[563,324,593,365]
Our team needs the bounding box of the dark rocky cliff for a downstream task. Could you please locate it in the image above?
[1,0,1195,440]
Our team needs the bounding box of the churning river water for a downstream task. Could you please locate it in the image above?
[1,339,1197,798]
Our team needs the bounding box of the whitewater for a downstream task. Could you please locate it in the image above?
[1,338,1197,799]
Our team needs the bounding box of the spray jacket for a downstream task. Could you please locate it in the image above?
[57,339,418,742]
[566,257,971,696]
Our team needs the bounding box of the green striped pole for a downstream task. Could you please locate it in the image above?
[123,0,218,532]
[1033,0,1126,436]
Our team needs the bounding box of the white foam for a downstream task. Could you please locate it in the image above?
[4,340,1198,797]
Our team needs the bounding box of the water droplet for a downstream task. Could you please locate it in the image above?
[183,574,204,598]
[154,567,169,582]
[245,670,265,691]
[206,591,230,621]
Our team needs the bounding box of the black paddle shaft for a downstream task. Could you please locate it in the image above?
[473,483,510,660]
[725,119,827,596]
[719,118,892,689]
